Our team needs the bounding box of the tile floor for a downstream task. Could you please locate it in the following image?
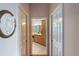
[32,42,47,55]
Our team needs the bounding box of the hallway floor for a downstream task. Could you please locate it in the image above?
[32,42,47,56]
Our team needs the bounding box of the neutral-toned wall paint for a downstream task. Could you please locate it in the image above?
[0,4,20,56]
[64,4,79,56]
[30,3,49,18]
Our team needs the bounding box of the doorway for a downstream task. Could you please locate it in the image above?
[31,18,48,56]
[19,6,28,56]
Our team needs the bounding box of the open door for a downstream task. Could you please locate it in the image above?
[51,4,64,56]
[19,7,28,56]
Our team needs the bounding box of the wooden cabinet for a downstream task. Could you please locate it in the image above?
[32,20,46,46]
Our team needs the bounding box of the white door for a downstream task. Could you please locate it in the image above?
[51,4,63,56]
[19,7,28,56]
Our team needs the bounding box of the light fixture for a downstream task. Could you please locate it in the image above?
[22,22,26,25]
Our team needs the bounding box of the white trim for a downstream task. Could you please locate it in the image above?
[49,13,52,56]
[50,4,62,15]
[18,4,30,56]
[18,4,28,16]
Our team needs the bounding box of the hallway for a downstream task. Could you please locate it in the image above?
[32,42,47,56]
[0,3,79,56]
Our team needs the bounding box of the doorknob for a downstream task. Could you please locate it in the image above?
[51,40,53,41]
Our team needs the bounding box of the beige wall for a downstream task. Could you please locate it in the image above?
[30,3,49,18]
[64,3,79,56]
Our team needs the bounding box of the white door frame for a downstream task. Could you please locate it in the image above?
[30,17,49,56]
